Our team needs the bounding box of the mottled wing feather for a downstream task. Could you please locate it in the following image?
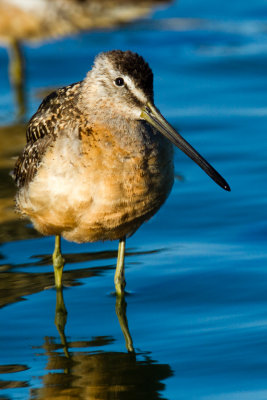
[26,82,81,144]
[13,81,82,188]
[13,135,54,188]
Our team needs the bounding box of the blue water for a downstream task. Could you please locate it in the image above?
[1,0,267,399]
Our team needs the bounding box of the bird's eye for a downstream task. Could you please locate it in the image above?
[114,77,124,87]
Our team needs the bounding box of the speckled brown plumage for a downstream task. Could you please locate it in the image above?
[26,82,82,143]
[13,135,54,188]
[13,82,82,188]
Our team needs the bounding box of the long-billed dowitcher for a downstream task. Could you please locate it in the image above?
[13,50,230,295]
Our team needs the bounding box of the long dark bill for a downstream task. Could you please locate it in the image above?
[141,102,230,192]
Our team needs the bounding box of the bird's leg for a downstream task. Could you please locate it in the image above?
[8,38,26,119]
[114,237,126,296]
[52,234,65,289]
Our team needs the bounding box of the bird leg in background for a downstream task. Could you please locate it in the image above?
[8,38,26,120]
[114,237,126,296]
[53,234,65,288]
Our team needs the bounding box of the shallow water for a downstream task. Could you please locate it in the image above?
[1,0,267,399]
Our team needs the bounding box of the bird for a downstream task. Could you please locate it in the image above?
[13,50,230,296]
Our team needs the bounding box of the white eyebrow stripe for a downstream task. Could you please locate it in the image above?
[123,76,147,104]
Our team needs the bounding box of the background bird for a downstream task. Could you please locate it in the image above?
[13,50,230,295]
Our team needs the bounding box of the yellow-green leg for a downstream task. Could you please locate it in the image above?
[52,234,65,289]
[114,237,126,296]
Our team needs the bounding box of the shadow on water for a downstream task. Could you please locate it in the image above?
[0,247,163,308]
[0,264,111,309]
[1,288,173,399]
[6,247,163,269]
[0,365,29,391]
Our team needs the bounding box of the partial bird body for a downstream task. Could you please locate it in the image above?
[13,50,229,294]
[16,115,173,243]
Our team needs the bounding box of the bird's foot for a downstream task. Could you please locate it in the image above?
[114,277,126,297]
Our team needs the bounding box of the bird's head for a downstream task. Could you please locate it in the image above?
[82,50,154,120]
[81,50,230,192]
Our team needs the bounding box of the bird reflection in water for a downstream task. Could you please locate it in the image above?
[30,289,172,400]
